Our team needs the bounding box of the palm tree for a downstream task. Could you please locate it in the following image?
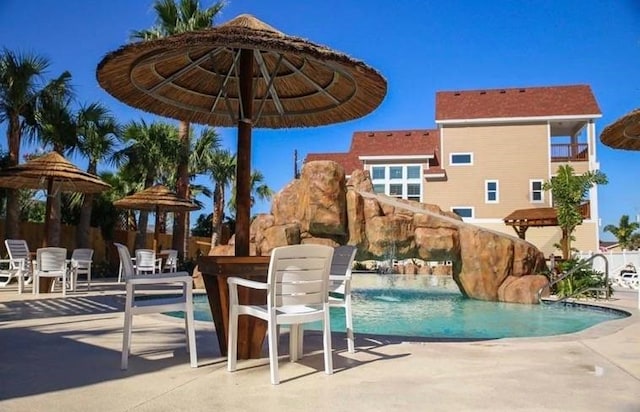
[29,72,75,246]
[604,215,640,251]
[130,0,225,258]
[0,49,50,238]
[206,149,236,249]
[228,170,274,213]
[74,102,121,248]
[116,120,181,248]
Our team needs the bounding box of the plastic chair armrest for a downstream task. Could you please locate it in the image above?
[227,277,268,290]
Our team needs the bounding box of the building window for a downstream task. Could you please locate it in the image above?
[530,179,544,203]
[407,165,421,179]
[389,184,403,197]
[407,183,421,201]
[389,166,403,179]
[452,207,474,219]
[450,153,473,166]
[369,164,423,202]
[485,180,499,203]
[371,166,385,180]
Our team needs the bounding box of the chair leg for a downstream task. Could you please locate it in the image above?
[289,324,298,362]
[121,284,134,370]
[62,272,67,296]
[268,315,280,385]
[87,268,91,290]
[345,300,355,353]
[227,304,238,372]
[33,274,38,296]
[184,283,197,368]
[322,307,333,376]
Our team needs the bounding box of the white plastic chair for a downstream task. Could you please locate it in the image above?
[70,248,94,291]
[227,244,334,385]
[160,249,178,272]
[33,247,68,296]
[114,243,197,370]
[134,249,160,275]
[328,245,358,353]
[4,239,33,293]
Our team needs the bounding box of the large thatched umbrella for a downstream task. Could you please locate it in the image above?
[600,108,640,150]
[97,13,387,256]
[113,184,200,252]
[0,151,110,247]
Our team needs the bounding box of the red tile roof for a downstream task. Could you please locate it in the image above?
[436,84,601,121]
[304,129,440,175]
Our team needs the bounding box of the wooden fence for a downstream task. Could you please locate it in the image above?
[0,221,212,265]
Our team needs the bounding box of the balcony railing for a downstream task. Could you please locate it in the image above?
[551,143,588,162]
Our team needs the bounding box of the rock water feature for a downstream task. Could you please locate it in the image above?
[205,161,549,304]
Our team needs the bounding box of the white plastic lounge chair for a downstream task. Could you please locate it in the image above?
[115,243,197,370]
[328,245,358,353]
[33,247,68,296]
[70,248,94,291]
[4,239,33,293]
[227,244,334,385]
[134,249,160,275]
[160,249,178,272]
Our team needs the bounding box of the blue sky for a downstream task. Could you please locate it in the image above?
[1,0,639,241]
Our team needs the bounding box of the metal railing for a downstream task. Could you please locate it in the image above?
[538,253,609,304]
[550,143,589,162]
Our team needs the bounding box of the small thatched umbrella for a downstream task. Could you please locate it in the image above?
[600,108,640,150]
[97,13,387,256]
[0,151,111,247]
[114,184,200,252]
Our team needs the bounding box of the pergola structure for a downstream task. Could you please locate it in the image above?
[503,207,559,239]
[504,204,590,239]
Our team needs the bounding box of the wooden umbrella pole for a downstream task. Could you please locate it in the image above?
[154,206,161,253]
[42,178,54,248]
[235,48,254,257]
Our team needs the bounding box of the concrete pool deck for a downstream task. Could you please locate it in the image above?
[0,278,638,411]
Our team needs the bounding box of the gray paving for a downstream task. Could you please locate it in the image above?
[0,279,638,412]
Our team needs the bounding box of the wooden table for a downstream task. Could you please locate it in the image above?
[198,256,270,359]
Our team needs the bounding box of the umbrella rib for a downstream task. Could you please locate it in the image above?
[623,124,640,139]
[233,52,246,121]
[280,57,341,106]
[254,52,284,121]
[148,49,224,94]
[210,48,241,116]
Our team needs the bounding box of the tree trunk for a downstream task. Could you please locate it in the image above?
[76,162,98,248]
[5,114,21,239]
[172,121,190,259]
[76,193,93,248]
[561,228,570,260]
[209,183,224,253]
[47,189,62,247]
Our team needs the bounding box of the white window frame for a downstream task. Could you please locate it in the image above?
[369,163,423,201]
[485,179,499,203]
[530,179,544,203]
[451,206,474,219]
[449,152,473,166]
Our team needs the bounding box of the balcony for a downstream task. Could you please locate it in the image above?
[551,143,588,162]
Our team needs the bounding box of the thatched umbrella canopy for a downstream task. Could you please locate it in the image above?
[0,151,111,246]
[97,13,387,256]
[114,184,199,251]
[600,108,640,151]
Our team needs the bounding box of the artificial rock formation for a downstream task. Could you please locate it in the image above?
[208,160,549,304]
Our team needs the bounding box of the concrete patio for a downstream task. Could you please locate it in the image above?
[0,279,638,411]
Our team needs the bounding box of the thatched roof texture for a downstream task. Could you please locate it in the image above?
[114,184,199,212]
[0,151,110,193]
[96,14,387,128]
[600,108,640,151]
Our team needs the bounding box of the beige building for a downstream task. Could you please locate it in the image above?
[306,84,602,256]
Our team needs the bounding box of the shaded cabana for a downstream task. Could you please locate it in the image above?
[96,13,387,257]
[0,152,110,246]
[113,184,199,252]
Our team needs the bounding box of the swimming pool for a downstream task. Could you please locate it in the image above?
[168,274,629,339]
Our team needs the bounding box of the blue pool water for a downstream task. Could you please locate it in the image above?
[168,276,628,339]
